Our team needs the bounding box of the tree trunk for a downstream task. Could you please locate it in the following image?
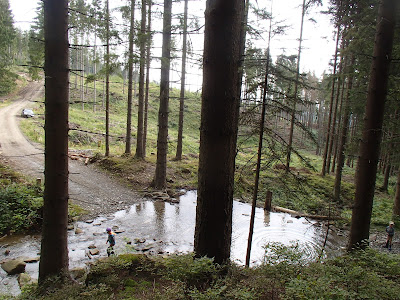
[321,27,340,176]
[326,42,342,174]
[125,0,135,155]
[286,0,306,171]
[331,72,346,173]
[135,0,147,158]
[348,0,396,251]
[174,0,188,161]
[246,4,272,267]
[333,56,354,203]
[81,34,84,110]
[194,0,244,265]
[152,0,172,189]
[39,0,69,283]
[93,24,97,112]
[393,168,400,216]
[381,163,391,192]
[105,0,110,157]
[143,0,152,157]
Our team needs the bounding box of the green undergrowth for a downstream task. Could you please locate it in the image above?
[15,245,400,300]
[0,160,86,235]
[0,183,42,234]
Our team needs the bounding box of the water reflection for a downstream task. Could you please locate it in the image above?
[0,190,345,295]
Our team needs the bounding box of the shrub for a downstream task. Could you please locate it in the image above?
[158,254,219,288]
[284,248,400,300]
[0,184,42,234]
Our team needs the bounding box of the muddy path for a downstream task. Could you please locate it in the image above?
[0,81,143,219]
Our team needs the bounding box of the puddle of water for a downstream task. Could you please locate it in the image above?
[0,190,345,295]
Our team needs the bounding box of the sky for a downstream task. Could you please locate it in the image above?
[9,0,337,88]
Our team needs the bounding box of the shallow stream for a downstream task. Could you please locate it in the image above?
[0,190,346,295]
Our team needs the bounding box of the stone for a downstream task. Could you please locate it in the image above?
[18,273,33,289]
[22,257,40,263]
[67,224,75,230]
[85,220,94,224]
[114,229,125,234]
[89,248,99,256]
[88,244,96,249]
[4,249,10,256]
[75,228,83,234]
[1,259,26,275]
[70,267,86,281]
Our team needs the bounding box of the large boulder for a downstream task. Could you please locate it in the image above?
[1,259,26,275]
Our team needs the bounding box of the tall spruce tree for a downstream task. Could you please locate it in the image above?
[348,0,397,250]
[135,0,147,158]
[39,0,69,282]
[152,0,172,189]
[28,1,44,81]
[194,0,244,264]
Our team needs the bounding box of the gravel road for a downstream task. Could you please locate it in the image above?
[0,81,143,219]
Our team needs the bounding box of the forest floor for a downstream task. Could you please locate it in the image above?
[0,80,399,256]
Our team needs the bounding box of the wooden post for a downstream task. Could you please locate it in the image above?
[264,190,272,211]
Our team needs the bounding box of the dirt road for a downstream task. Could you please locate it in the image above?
[0,81,143,219]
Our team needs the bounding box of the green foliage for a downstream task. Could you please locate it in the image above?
[0,68,17,95]
[284,248,400,300]
[0,184,42,234]
[0,0,16,95]
[158,254,219,287]
[13,246,400,300]
[0,160,86,234]
[28,2,44,81]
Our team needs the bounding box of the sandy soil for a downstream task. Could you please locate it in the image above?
[0,81,143,219]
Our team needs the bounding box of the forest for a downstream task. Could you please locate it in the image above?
[0,0,399,298]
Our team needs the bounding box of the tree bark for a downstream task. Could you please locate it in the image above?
[143,0,152,157]
[93,23,97,112]
[331,71,346,173]
[105,0,110,157]
[175,0,188,161]
[135,0,147,158]
[333,56,354,203]
[152,0,172,189]
[348,0,397,250]
[381,163,391,192]
[39,0,69,283]
[194,0,244,264]
[125,0,135,155]
[321,27,340,176]
[393,168,400,216]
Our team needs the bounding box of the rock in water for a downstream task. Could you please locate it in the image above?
[1,259,26,275]
[18,273,32,289]
[89,248,100,256]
